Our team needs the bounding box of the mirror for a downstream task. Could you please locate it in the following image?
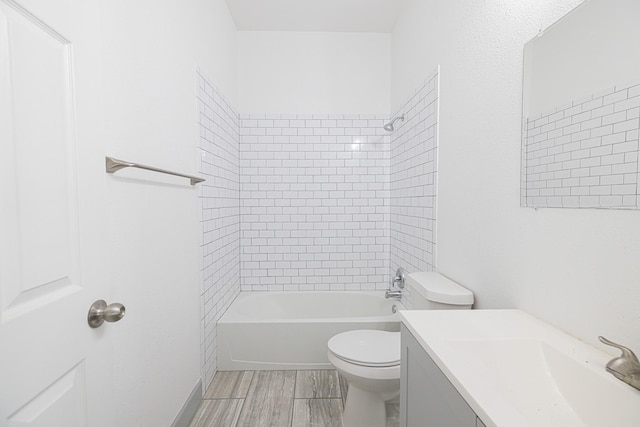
[521,0,640,209]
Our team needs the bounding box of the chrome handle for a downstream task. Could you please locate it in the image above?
[88,300,126,328]
[392,267,406,289]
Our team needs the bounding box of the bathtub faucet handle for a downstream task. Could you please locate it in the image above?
[386,268,406,299]
[392,268,406,289]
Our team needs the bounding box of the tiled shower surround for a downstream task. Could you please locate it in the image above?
[197,71,241,388]
[239,115,390,291]
[523,81,640,209]
[197,70,439,388]
[390,71,440,295]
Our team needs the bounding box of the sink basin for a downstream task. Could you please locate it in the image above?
[399,310,640,426]
[450,339,639,426]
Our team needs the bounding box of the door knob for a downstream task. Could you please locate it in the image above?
[88,300,125,328]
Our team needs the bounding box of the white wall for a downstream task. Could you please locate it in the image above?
[99,0,237,425]
[525,0,640,117]
[392,0,640,352]
[238,31,390,114]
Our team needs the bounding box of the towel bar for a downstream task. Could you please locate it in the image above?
[105,156,205,185]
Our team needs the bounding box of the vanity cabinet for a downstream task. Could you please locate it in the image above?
[400,325,486,427]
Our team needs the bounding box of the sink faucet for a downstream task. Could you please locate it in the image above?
[599,336,640,391]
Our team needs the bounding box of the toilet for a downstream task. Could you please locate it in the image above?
[327,272,474,427]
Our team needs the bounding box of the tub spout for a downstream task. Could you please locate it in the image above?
[385,289,402,299]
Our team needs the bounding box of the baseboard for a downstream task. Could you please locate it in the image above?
[171,380,202,427]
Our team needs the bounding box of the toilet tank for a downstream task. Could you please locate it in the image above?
[406,272,474,310]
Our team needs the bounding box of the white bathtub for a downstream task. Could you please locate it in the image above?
[217,291,402,370]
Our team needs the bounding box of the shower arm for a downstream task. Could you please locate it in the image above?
[384,114,405,131]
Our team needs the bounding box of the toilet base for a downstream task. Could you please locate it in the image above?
[342,383,400,427]
[327,349,400,427]
[343,384,392,427]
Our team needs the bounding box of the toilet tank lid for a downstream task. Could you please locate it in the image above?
[406,272,474,305]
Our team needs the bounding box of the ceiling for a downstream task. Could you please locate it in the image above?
[224,0,404,33]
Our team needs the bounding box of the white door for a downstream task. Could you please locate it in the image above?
[0,0,114,426]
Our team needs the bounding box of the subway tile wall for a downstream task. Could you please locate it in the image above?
[239,115,391,291]
[523,81,640,209]
[197,71,439,388]
[390,70,440,309]
[197,71,241,390]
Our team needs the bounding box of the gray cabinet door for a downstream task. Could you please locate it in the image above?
[400,325,477,427]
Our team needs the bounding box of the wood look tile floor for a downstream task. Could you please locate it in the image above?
[189,370,400,427]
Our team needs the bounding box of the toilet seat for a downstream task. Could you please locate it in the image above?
[328,330,400,367]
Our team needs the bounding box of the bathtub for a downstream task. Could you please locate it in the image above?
[217,291,402,370]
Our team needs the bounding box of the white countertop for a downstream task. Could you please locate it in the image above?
[399,309,640,427]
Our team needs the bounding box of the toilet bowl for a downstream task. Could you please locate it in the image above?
[328,330,400,427]
[327,272,474,427]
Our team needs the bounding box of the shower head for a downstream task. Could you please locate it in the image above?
[383,115,405,132]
